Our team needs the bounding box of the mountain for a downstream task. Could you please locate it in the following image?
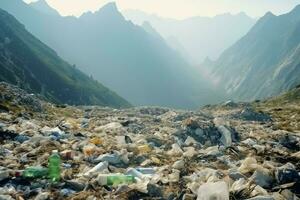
[123,10,256,64]
[0,8,130,108]
[29,0,60,16]
[0,0,224,108]
[210,5,300,102]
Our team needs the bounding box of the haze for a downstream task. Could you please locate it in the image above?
[24,0,300,19]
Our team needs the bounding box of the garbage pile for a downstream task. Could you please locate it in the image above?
[0,82,299,200]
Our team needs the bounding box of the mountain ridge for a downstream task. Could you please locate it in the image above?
[0,0,224,109]
[210,4,300,102]
[123,9,256,63]
[0,8,130,108]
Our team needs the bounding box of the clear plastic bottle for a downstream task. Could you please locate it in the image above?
[48,150,61,182]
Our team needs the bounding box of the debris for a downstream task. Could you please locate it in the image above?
[197,181,229,200]
[0,83,299,199]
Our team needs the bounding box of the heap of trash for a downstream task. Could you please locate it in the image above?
[0,82,299,200]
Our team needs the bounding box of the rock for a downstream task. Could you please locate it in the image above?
[275,163,300,184]
[233,107,271,122]
[278,134,299,150]
[147,183,163,197]
[176,120,221,145]
[251,168,274,188]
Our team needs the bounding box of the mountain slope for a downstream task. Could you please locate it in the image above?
[0,8,130,108]
[123,10,256,64]
[211,5,300,102]
[0,0,224,108]
[255,85,300,132]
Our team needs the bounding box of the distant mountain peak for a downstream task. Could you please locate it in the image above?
[236,12,249,18]
[81,2,123,19]
[264,11,276,18]
[29,0,60,16]
[101,2,118,12]
[95,2,120,15]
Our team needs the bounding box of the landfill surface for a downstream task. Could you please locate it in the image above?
[0,82,299,200]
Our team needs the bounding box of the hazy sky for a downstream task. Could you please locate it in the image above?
[24,0,300,19]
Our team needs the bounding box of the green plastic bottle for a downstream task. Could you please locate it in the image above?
[48,150,61,182]
[22,166,48,178]
[97,174,135,186]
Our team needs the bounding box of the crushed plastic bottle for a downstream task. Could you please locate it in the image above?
[97,174,135,186]
[22,166,48,179]
[48,150,61,182]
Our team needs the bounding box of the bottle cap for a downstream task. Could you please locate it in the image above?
[52,150,58,154]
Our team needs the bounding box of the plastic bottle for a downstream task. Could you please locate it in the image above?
[97,174,135,186]
[22,166,48,178]
[84,161,109,178]
[136,167,156,174]
[48,150,61,182]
